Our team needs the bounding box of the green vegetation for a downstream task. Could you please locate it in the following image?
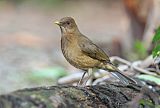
[152,26,160,58]
[132,26,160,60]
[134,40,147,59]
[137,75,160,85]
[26,67,68,84]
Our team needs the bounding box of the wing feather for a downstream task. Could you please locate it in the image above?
[78,35,110,62]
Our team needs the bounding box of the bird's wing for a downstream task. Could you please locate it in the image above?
[78,35,110,62]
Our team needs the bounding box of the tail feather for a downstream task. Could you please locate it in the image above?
[111,71,136,85]
[102,63,137,85]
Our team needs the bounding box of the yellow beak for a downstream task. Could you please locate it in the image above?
[54,21,60,25]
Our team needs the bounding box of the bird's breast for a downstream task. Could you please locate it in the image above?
[61,36,99,69]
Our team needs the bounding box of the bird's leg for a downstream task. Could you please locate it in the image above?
[82,68,93,86]
[77,71,87,86]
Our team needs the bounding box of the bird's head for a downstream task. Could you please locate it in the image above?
[54,17,79,34]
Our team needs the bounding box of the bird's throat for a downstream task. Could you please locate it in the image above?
[60,26,66,34]
[60,26,80,35]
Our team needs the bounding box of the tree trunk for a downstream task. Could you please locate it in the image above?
[0,83,159,108]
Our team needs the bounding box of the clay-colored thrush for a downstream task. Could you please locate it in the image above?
[55,17,136,85]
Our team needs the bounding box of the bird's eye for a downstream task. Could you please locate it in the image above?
[66,21,70,25]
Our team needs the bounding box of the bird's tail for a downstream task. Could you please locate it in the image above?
[101,63,137,85]
[111,71,137,85]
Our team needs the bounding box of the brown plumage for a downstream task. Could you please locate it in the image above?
[55,17,136,85]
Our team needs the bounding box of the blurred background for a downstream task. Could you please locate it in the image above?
[0,0,159,94]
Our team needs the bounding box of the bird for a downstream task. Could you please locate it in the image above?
[54,17,137,85]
